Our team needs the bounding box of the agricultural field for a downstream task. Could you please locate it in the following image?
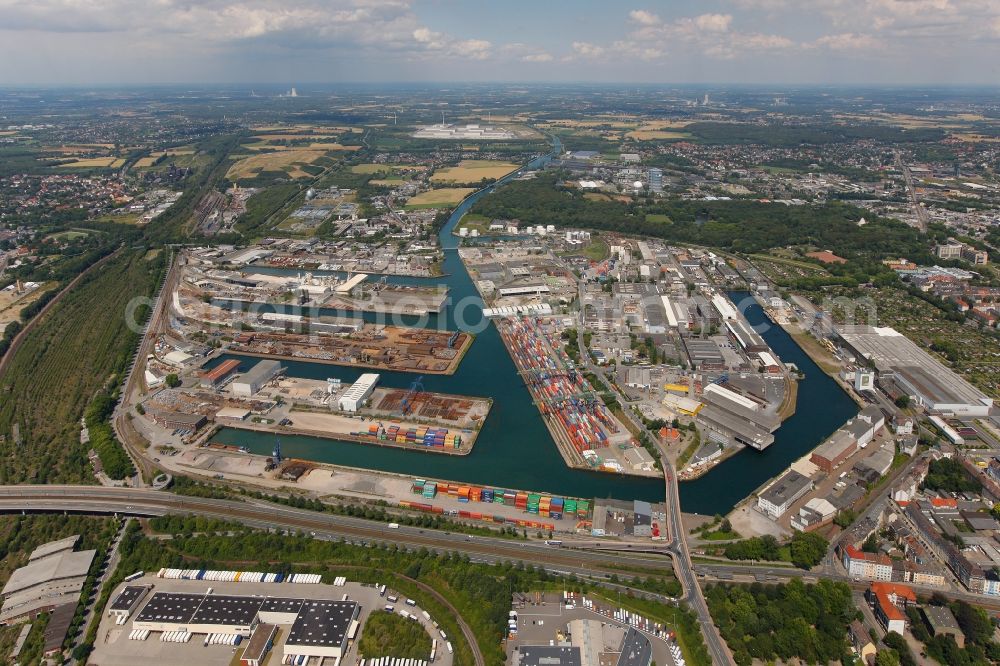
[243,128,362,154]
[405,187,475,209]
[244,141,358,152]
[625,129,691,141]
[0,249,165,484]
[250,124,360,134]
[133,147,196,168]
[58,157,125,168]
[226,149,328,181]
[430,160,519,184]
[41,143,117,154]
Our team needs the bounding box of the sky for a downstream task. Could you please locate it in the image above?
[1,0,999,86]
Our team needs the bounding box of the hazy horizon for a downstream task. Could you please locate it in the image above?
[2,0,999,86]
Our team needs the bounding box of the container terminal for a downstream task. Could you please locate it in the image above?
[494,315,658,477]
[402,479,592,533]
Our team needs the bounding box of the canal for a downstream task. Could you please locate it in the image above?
[210,141,858,515]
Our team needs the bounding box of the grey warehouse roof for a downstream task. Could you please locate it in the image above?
[285,599,357,648]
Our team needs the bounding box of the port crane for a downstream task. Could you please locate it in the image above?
[401,376,425,415]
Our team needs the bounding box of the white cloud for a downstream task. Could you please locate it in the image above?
[522,53,554,62]
[810,32,882,50]
[0,0,498,61]
[694,13,733,32]
[628,9,661,26]
[453,39,492,60]
[617,11,791,61]
[572,41,606,57]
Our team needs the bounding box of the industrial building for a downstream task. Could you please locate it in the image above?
[132,590,359,663]
[412,123,515,140]
[682,338,724,369]
[790,496,838,532]
[837,326,993,416]
[921,605,965,648]
[757,470,814,519]
[698,383,779,451]
[231,360,283,397]
[109,585,152,619]
[517,646,582,666]
[810,430,857,473]
[810,408,885,473]
[201,359,241,387]
[591,499,666,539]
[148,410,207,433]
[725,319,767,353]
[0,535,96,624]
[338,373,380,412]
[498,283,551,297]
[334,273,368,294]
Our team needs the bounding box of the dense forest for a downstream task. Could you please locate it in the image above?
[472,172,933,284]
[0,249,164,483]
[84,387,136,480]
[685,121,946,147]
[705,579,856,666]
[358,611,433,659]
[721,531,829,569]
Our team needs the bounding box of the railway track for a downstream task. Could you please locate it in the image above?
[0,487,673,580]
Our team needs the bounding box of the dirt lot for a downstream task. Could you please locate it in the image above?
[430,160,520,183]
[226,149,327,180]
[405,188,476,208]
[60,157,125,168]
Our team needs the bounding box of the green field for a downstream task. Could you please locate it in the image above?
[0,250,164,484]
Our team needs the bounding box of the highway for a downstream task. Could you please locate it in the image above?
[0,486,677,581]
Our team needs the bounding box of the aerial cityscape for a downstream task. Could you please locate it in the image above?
[2,2,1000,665]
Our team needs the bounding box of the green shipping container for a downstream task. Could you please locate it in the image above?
[564,499,578,513]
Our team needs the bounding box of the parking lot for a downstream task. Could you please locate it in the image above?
[91,576,452,666]
[506,592,680,666]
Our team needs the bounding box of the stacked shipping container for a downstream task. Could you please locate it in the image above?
[352,424,462,449]
[401,479,591,527]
